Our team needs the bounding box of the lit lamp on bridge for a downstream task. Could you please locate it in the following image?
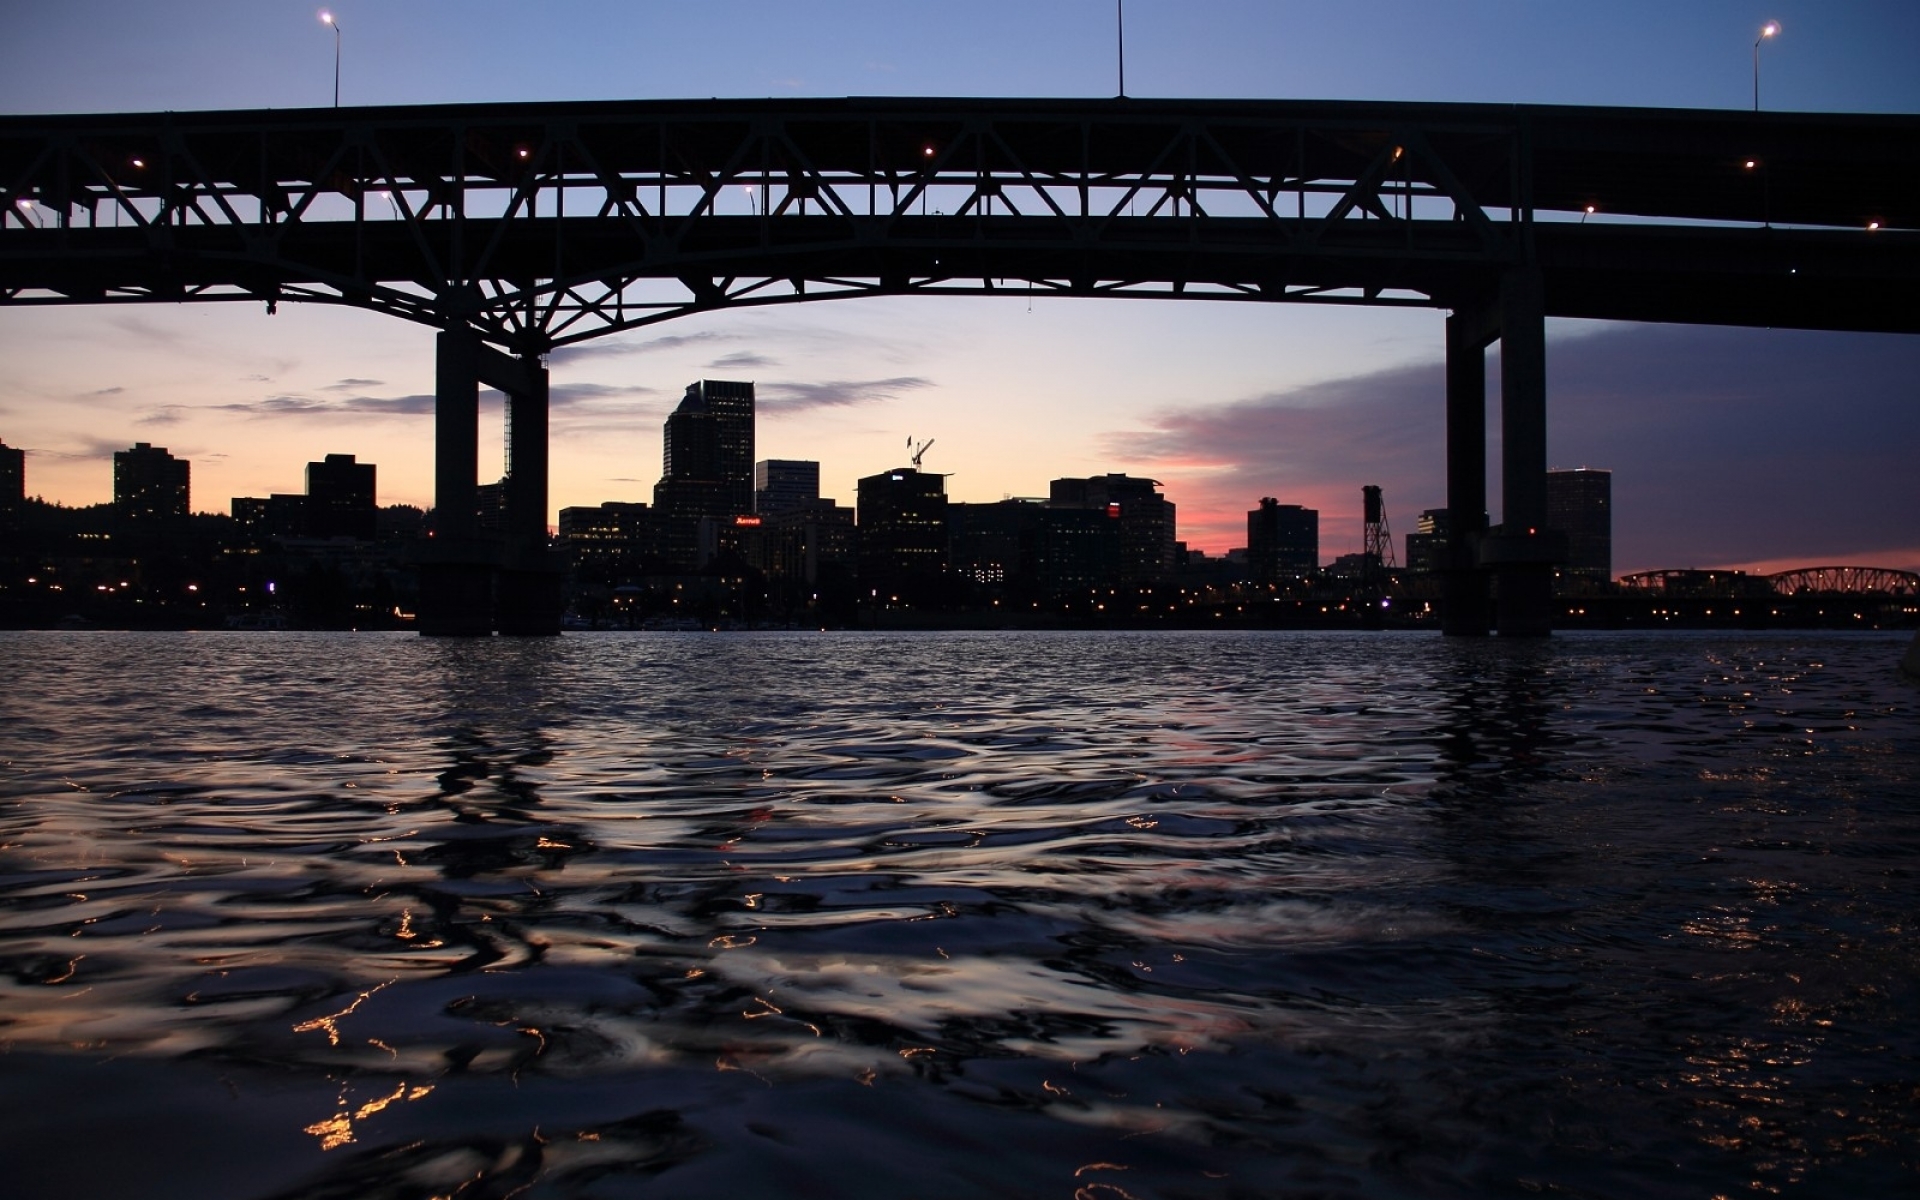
[1753,21,1779,111]
[319,10,342,108]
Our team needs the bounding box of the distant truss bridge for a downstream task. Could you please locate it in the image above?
[1621,567,1920,596]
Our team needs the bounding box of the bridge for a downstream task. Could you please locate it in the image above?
[1622,567,1920,597]
[5,97,1916,635]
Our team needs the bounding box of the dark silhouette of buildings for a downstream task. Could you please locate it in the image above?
[1548,468,1613,585]
[1405,508,1451,574]
[231,492,308,542]
[558,501,667,582]
[1247,498,1319,580]
[0,438,22,531]
[858,466,948,603]
[949,498,1117,600]
[232,453,378,542]
[1047,474,1176,584]
[306,453,376,541]
[114,442,189,521]
[754,459,820,516]
[655,380,756,569]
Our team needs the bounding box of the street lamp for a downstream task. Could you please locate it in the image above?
[1753,21,1779,111]
[320,11,342,108]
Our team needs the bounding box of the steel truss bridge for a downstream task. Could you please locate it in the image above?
[1623,567,1920,596]
[4,97,1916,634]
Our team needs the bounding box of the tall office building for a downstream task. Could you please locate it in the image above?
[0,438,22,531]
[656,380,755,568]
[1047,474,1176,584]
[857,466,949,602]
[663,380,755,513]
[114,442,189,521]
[1404,508,1452,575]
[1246,498,1318,580]
[306,453,377,540]
[1547,468,1612,585]
[754,459,820,515]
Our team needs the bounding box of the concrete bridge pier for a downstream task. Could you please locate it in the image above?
[418,328,495,636]
[1443,308,1493,636]
[417,327,562,636]
[496,353,563,636]
[1445,269,1563,638]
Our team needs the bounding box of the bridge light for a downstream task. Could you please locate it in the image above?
[1743,159,1758,169]
[1867,220,1881,232]
[130,157,145,169]
[923,144,936,158]
[517,147,531,159]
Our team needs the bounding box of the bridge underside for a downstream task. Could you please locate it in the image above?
[5,97,1914,635]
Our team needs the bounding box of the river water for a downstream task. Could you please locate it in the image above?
[1,629,1916,1199]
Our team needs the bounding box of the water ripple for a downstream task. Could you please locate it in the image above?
[2,629,1916,1198]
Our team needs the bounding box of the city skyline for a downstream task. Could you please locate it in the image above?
[3,2,1918,574]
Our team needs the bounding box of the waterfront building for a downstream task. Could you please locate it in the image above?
[857,466,948,602]
[1547,468,1613,586]
[759,500,857,587]
[559,501,668,583]
[305,454,377,540]
[754,459,820,516]
[1246,498,1318,580]
[1047,474,1176,584]
[656,380,756,568]
[950,499,1120,599]
[114,442,189,521]
[1404,508,1451,575]
[230,493,310,543]
[0,438,23,530]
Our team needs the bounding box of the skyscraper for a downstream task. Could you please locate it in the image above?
[0,438,22,531]
[114,442,189,521]
[1247,498,1318,580]
[1547,468,1612,585]
[665,380,755,514]
[754,459,820,515]
[1404,508,1452,575]
[656,380,756,568]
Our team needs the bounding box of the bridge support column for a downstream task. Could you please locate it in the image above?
[1443,308,1492,637]
[496,352,563,636]
[418,328,495,636]
[1482,268,1561,638]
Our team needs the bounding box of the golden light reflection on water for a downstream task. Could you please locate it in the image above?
[3,631,1915,1196]
[292,979,394,1047]
[302,1080,435,1151]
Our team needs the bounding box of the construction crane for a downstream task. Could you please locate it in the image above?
[908,437,935,470]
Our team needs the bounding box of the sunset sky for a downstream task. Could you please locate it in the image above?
[2,1,1916,573]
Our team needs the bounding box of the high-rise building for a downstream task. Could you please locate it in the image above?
[664,380,755,513]
[1547,468,1612,585]
[656,380,756,568]
[1246,498,1318,580]
[306,453,377,540]
[754,459,820,515]
[0,438,23,531]
[857,466,948,602]
[1404,508,1452,575]
[114,442,189,521]
[1047,474,1176,584]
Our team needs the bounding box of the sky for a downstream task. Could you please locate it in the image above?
[2,1,1917,573]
